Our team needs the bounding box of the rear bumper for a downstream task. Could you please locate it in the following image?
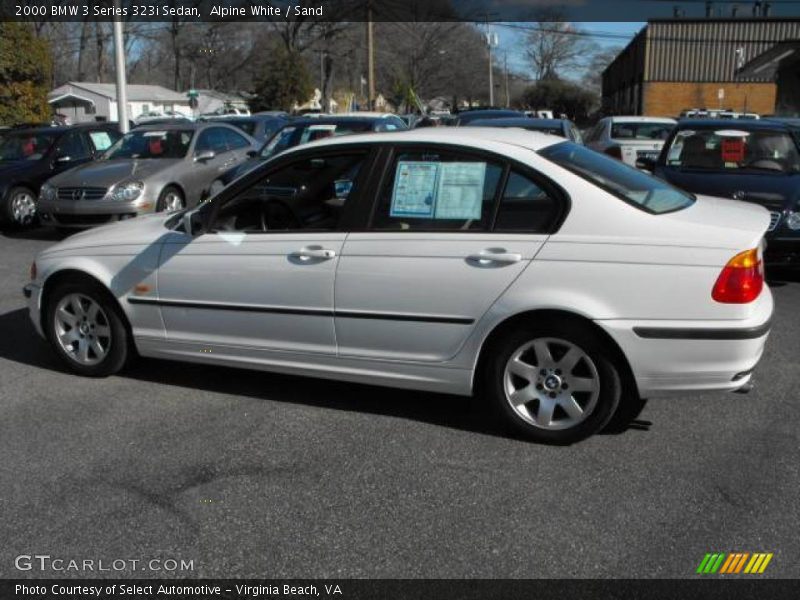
[597,292,773,398]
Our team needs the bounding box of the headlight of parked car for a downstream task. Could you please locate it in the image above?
[111,181,144,202]
[786,211,800,231]
[40,183,57,202]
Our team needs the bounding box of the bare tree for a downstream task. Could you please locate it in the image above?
[524,11,593,81]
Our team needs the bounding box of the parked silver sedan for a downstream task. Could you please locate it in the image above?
[38,122,257,229]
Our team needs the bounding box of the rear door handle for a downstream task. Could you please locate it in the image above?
[295,246,336,260]
[467,250,522,265]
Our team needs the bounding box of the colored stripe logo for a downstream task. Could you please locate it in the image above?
[696,552,773,574]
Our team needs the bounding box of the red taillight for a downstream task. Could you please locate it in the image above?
[605,145,623,160]
[712,248,764,304]
[29,261,37,281]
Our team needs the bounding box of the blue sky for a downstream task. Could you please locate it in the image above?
[495,21,646,80]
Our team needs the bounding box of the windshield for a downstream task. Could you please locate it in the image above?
[260,121,375,160]
[611,122,673,141]
[665,128,800,173]
[105,129,193,159]
[0,131,57,161]
[540,142,695,214]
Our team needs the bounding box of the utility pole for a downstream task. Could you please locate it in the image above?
[112,0,128,132]
[366,1,375,110]
[320,49,325,93]
[504,52,510,108]
[485,18,498,107]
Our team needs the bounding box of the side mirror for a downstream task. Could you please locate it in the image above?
[195,150,215,162]
[246,150,258,158]
[181,211,196,236]
[635,157,656,172]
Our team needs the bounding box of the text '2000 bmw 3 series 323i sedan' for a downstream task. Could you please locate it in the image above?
[23,128,773,444]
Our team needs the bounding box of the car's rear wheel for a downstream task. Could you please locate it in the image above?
[2,186,38,228]
[44,281,130,377]
[485,321,621,444]
[156,186,185,212]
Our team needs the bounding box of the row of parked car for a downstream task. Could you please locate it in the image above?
[1,108,798,265]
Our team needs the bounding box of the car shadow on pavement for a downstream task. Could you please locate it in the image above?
[766,267,800,286]
[0,227,70,242]
[0,307,650,441]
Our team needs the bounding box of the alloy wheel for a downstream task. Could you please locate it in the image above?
[503,337,600,431]
[162,191,184,212]
[53,293,112,366]
[11,191,36,225]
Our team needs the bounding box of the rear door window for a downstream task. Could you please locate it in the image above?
[494,171,562,233]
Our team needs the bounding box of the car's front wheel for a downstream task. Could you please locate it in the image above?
[2,186,38,228]
[485,321,621,444]
[156,186,185,212]
[44,281,130,377]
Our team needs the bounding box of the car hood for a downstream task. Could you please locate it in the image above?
[48,158,182,187]
[658,167,798,211]
[38,212,175,257]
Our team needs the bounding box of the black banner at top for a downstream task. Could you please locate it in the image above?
[2,579,800,600]
[3,0,800,22]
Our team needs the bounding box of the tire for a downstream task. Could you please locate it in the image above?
[44,280,131,377]
[484,320,622,444]
[2,186,38,228]
[156,186,185,212]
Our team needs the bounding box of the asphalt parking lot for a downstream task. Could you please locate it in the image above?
[0,229,798,579]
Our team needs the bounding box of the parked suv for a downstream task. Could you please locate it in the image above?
[585,116,676,167]
[638,118,800,266]
[0,123,121,227]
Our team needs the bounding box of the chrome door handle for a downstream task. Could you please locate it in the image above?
[295,247,336,260]
[467,251,522,265]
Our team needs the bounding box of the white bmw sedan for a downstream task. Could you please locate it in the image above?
[23,128,773,444]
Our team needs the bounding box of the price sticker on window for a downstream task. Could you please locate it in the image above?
[721,138,745,162]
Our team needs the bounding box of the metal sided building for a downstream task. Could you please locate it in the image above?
[602,19,800,117]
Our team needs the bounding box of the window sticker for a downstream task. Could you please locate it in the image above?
[390,161,439,217]
[89,131,113,151]
[721,138,745,162]
[434,162,487,220]
[389,160,488,220]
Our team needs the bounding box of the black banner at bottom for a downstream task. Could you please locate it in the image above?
[2,579,800,600]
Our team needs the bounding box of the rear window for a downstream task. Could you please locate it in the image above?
[611,122,673,141]
[540,142,694,214]
[666,128,800,173]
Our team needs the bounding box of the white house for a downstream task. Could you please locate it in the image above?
[49,82,190,124]
[190,90,251,115]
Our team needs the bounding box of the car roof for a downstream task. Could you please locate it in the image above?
[468,117,567,128]
[280,116,390,127]
[675,118,791,130]
[609,116,676,124]
[134,122,222,131]
[281,126,565,154]
[1,123,118,135]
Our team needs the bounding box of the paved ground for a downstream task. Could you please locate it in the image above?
[0,228,798,579]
